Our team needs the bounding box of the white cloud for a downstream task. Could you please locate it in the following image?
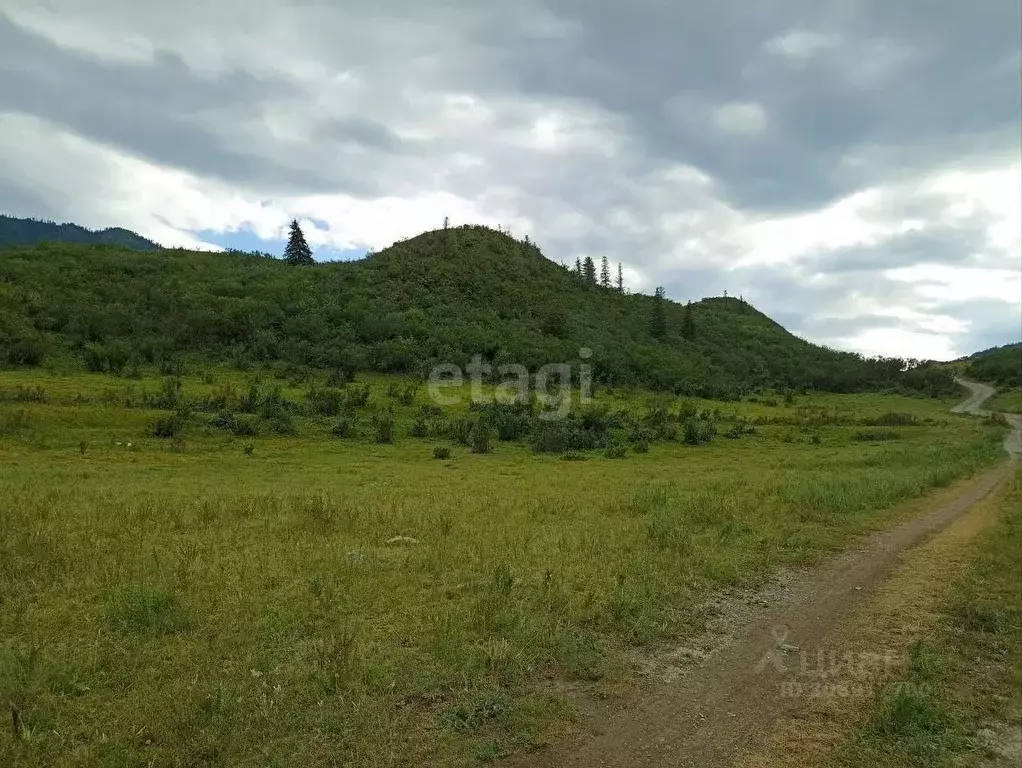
[885,265,1022,306]
[764,29,841,62]
[841,328,959,361]
[711,102,768,137]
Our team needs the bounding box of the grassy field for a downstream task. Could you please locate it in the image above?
[0,367,1009,766]
[826,466,1021,767]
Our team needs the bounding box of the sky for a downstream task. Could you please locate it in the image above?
[0,1,1019,361]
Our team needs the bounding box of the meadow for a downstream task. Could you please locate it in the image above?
[0,366,1009,766]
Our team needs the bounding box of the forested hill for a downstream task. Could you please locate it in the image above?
[0,214,161,251]
[0,224,953,397]
[961,343,1022,388]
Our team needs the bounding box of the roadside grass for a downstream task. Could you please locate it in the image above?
[826,467,1022,768]
[988,387,1022,414]
[0,367,1009,766]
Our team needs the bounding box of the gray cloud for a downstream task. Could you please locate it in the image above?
[0,0,1018,359]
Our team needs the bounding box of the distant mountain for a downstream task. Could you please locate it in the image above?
[0,214,161,251]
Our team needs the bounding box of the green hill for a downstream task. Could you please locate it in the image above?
[0,214,161,251]
[0,224,953,396]
[961,343,1022,388]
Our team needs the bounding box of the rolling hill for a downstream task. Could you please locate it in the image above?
[961,343,1022,388]
[0,223,954,396]
[0,214,161,251]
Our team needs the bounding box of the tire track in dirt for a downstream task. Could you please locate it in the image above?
[507,380,1020,767]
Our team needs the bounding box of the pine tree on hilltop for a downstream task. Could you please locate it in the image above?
[582,256,597,285]
[574,257,583,280]
[284,219,314,266]
[650,286,667,339]
[600,256,611,288]
[616,262,624,293]
[682,300,696,341]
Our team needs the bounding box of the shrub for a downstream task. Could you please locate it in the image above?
[332,416,356,438]
[867,412,919,427]
[83,340,132,374]
[0,409,31,436]
[481,401,533,441]
[306,387,347,417]
[144,377,183,410]
[560,452,587,461]
[344,385,371,410]
[433,445,452,460]
[373,412,396,444]
[232,417,258,437]
[150,409,188,438]
[4,334,46,366]
[530,417,612,453]
[853,429,901,442]
[1,385,47,403]
[604,444,627,459]
[632,440,650,454]
[325,367,356,387]
[398,385,418,406]
[682,418,716,445]
[470,422,492,454]
[409,417,429,438]
[211,409,236,431]
[264,412,297,436]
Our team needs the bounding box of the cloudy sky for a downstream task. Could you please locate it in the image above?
[1,1,1019,360]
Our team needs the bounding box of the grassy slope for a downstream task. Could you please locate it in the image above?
[0,367,1007,767]
[826,467,1021,767]
[0,226,947,395]
[988,388,1022,414]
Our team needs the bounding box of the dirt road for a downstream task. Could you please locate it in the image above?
[509,380,1020,767]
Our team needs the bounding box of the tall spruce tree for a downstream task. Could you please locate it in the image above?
[616,262,624,292]
[682,300,696,341]
[600,256,611,288]
[574,257,583,280]
[284,219,314,266]
[650,286,667,339]
[582,256,597,285]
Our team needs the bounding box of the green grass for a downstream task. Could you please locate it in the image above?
[988,387,1022,414]
[0,368,1008,767]
[826,467,1022,767]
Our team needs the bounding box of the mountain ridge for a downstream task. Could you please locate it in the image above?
[0,214,161,251]
[0,221,955,397]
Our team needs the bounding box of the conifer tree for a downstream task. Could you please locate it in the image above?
[582,256,597,285]
[284,219,314,266]
[616,262,624,292]
[574,257,583,279]
[650,286,667,339]
[600,256,611,288]
[682,300,696,341]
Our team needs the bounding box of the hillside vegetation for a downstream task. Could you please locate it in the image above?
[962,343,1021,389]
[0,224,954,397]
[0,214,161,251]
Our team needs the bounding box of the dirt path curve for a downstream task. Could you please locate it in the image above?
[509,380,1021,768]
